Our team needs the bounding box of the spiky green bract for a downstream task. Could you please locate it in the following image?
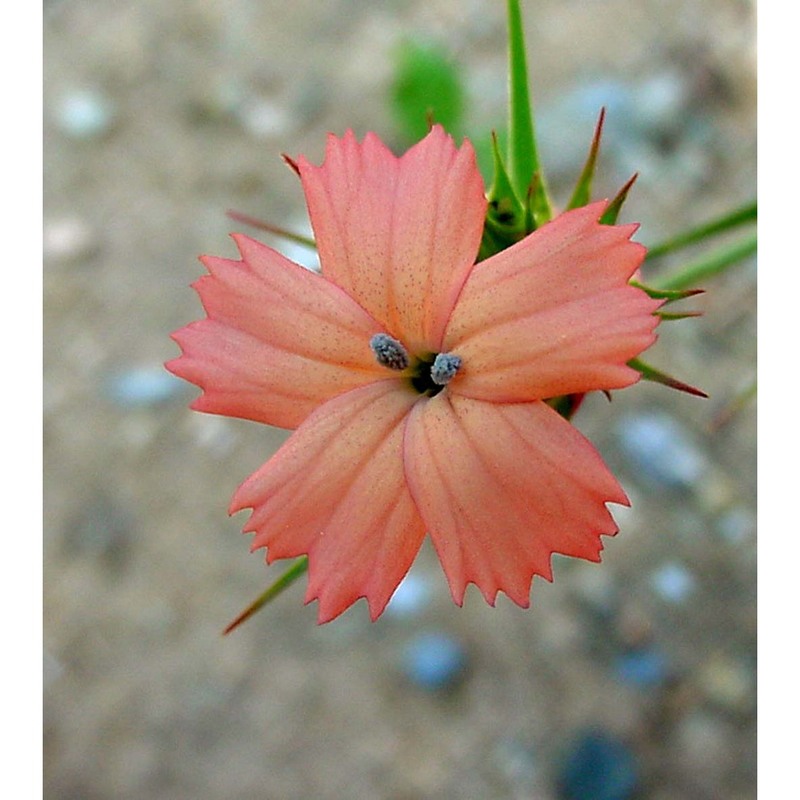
[629,280,704,305]
[600,173,639,226]
[224,557,309,634]
[506,0,552,225]
[567,109,606,211]
[628,357,708,398]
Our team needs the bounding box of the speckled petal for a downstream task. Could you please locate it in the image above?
[443,202,662,403]
[230,381,426,623]
[167,234,388,430]
[297,125,487,353]
[404,393,627,607]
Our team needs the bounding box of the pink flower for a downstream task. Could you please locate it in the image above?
[167,126,661,623]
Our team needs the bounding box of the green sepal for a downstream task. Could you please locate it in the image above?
[600,173,638,225]
[506,0,552,225]
[629,357,708,398]
[487,131,522,209]
[629,279,704,305]
[567,108,606,210]
[223,556,309,634]
[479,132,528,261]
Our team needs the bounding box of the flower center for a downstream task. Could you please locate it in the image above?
[369,334,461,398]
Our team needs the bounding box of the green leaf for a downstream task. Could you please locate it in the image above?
[629,357,708,398]
[223,557,309,634]
[655,232,757,290]
[567,108,605,210]
[506,0,552,224]
[390,39,465,142]
[645,201,757,260]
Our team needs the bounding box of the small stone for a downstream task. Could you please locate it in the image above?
[650,562,696,605]
[237,96,295,139]
[614,646,669,688]
[631,72,689,137]
[572,563,619,620]
[557,730,639,800]
[616,412,707,491]
[105,366,187,409]
[44,218,99,264]
[64,494,133,571]
[494,736,539,790]
[385,572,433,619]
[673,711,731,772]
[187,414,238,456]
[698,653,755,714]
[715,506,755,545]
[55,89,114,139]
[44,650,64,687]
[402,632,468,691]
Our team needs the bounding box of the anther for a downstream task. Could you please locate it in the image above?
[430,353,462,386]
[370,333,410,371]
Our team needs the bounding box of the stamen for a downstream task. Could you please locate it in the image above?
[370,333,410,371]
[430,353,462,386]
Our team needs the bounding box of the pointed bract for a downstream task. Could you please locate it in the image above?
[567,108,606,211]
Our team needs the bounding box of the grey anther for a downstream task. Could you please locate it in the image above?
[430,353,462,386]
[370,333,410,371]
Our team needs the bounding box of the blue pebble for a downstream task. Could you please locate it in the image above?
[615,647,669,688]
[106,367,187,408]
[650,561,696,605]
[57,90,114,139]
[558,730,639,800]
[616,412,706,490]
[402,632,467,690]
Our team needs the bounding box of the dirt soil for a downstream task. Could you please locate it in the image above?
[44,1,756,798]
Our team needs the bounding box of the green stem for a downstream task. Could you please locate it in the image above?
[506,0,551,222]
[646,201,756,260]
[655,233,757,291]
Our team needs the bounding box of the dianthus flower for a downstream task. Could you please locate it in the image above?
[167,125,661,623]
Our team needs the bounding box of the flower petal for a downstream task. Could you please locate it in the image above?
[404,393,627,607]
[230,382,426,623]
[297,125,487,353]
[167,234,388,430]
[443,202,663,402]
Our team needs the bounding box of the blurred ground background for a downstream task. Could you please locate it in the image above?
[43,1,756,798]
